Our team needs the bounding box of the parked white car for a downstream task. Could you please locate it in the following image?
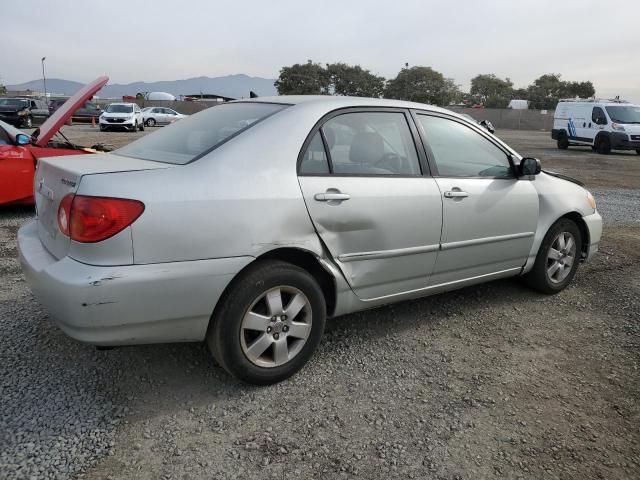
[99,103,144,132]
[142,107,187,126]
[552,99,640,154]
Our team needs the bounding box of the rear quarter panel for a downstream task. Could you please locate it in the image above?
[77,104,335,265]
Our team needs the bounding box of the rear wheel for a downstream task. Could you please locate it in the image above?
[207,260,326,385]
[596,136,611,154]
[557,132,569,150]
[523,218,582,294]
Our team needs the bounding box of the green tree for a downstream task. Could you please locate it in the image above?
[470,74,513,107]
[326,63,385,97]
[564,81,595,99]
[526,74,569,109]
[384,66,461,106]
[274,60,331,95]
[0,76,6,95]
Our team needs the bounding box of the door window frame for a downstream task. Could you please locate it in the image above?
[297,107,431,177]
[410,109,518,179]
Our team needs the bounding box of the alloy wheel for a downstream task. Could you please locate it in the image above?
[546,232,577,284]
[240,286,312,368]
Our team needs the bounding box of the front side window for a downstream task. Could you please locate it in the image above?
[592,107,607,125]
[116,102,288,164]
[0,99,29,108]
[321,112,421,175]
[417,115,512,178]
[605,105,640,124]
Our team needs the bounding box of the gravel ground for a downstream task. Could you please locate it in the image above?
[0,128,638,479]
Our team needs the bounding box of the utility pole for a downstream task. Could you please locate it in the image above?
[41,57,48,105]
[404,62,409,101]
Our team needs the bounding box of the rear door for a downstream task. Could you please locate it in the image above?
[414,112,539,285]
[297,109,443,300]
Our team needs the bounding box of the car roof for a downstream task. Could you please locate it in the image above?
[234,95,454,115]
[108,102,136,106]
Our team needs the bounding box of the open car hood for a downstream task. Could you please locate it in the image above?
[34,76,109,147]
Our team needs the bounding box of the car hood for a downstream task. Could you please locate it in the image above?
[33,76,108,147]
[0,106,25,113]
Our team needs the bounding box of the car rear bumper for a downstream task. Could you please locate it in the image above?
[18,220,253,346]
[583,211,602,260]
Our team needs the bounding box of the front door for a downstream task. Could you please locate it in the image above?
[414,113,539,285]
[297,110,443,300]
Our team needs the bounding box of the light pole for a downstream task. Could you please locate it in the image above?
[41,57,47,104]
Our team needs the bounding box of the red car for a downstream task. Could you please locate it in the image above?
[0,76,109,206]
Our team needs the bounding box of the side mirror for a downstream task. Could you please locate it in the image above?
[16,133,30,145]
[519,157,541,176]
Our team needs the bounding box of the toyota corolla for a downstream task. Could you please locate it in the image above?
[18,96,602,384]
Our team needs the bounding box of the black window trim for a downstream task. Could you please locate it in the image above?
[297,106,431,178]
[410,109,518,180]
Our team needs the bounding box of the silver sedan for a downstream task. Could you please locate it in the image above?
[142,107,187,126]
[18,96,602,384]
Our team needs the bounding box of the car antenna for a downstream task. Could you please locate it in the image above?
[250,91,259,98]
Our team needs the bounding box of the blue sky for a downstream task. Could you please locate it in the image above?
[2,0,639,101]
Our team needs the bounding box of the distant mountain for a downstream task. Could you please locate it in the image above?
[6,74,278,99]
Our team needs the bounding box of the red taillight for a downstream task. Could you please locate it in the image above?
[57,194,145,243]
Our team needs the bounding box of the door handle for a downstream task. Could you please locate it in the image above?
[443,190,469,198]
[314,192,351,202]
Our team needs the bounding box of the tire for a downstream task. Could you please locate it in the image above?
[207,260,326,385]
[99,125,107,132]
[523,218,582,294]
[146,118,156,127]
[139,121,144,131]
[636,149,640,155]
[557,132,569,150]
[24,116,33,128]
[131,121,138,132]
[596,136,611,154]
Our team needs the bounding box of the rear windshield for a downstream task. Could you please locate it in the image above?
[605,106,640,124]
[116,102,288,164]
[0,99,29,108]
[106,104,133,113]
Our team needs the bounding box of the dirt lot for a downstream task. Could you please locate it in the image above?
[1,127,638,480]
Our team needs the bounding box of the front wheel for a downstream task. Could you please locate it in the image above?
[131,121,138,132]
[596,136,611,154]
[636,149,640,155]
[139,121,144,131]
[145,118,156,127]
[24,116,33,128]
[523,218,582,294]
[207,260,326,385]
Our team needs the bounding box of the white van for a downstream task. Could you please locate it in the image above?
[552,99,640,154]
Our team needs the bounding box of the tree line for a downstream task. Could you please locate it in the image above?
[274,61,596,110]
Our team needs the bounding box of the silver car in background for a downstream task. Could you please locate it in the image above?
[142,107,187,127]
[18,96,602,384]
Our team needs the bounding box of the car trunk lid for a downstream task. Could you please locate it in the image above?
[35,153,169,259]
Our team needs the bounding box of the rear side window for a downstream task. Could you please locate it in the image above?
[321,112,421,175]
[116,103,288,164]
[417,115,512,178]
[299,132,330,174]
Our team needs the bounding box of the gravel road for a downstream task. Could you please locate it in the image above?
[0,128,638,479]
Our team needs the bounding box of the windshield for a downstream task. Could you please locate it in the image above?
[0,99,29,108]
[116,102,288,164]
[106,104,134,113]
[605,106,640,124]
